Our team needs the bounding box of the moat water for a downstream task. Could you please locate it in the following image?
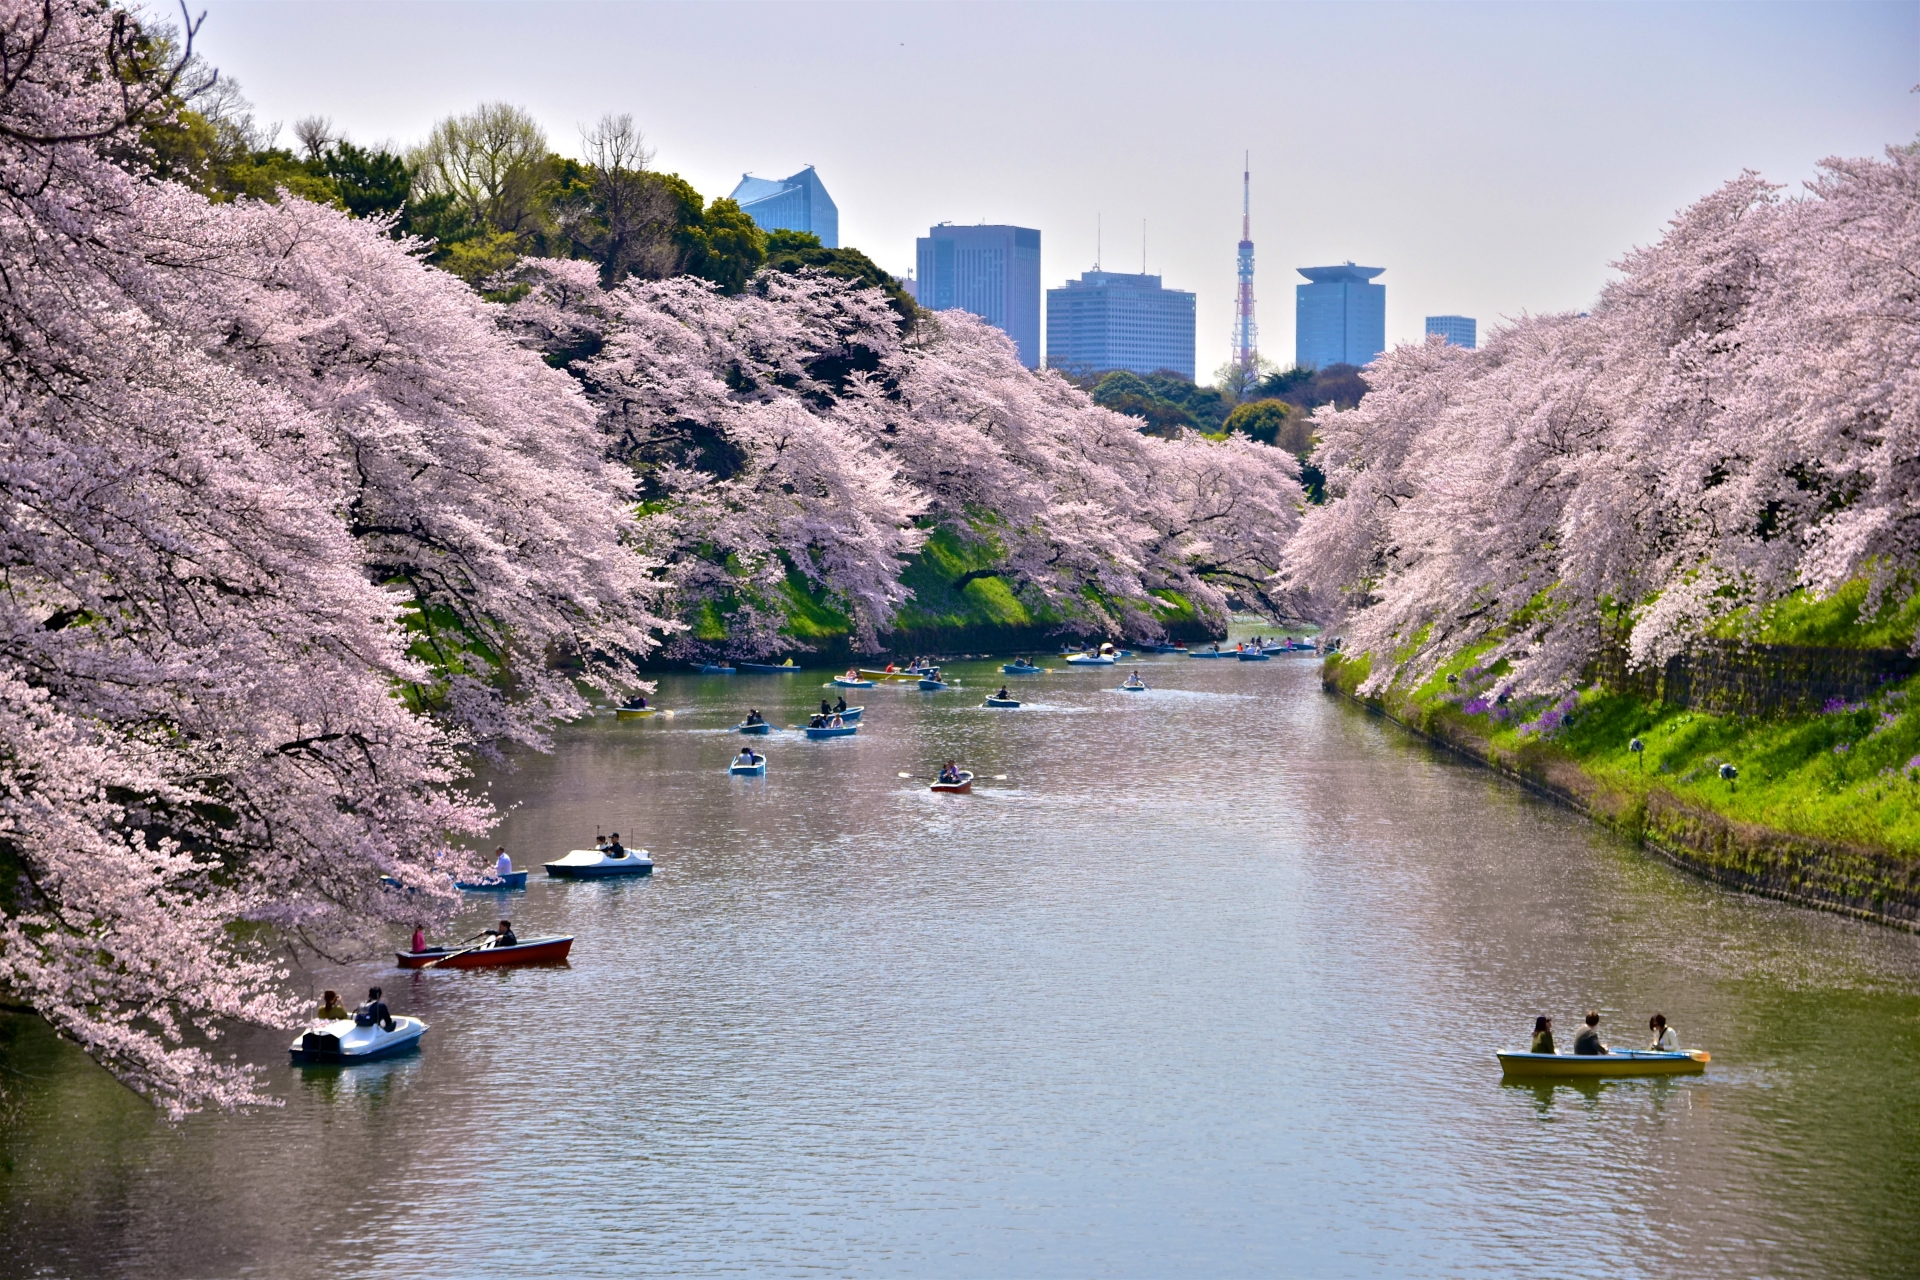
[4,647,1918,1278]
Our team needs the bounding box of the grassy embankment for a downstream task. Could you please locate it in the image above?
[1324,582,1920,926]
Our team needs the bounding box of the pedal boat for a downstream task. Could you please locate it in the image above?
[930,770,975,794]
[544,847,654,878]
[736,719,773,735]
[1064,652,1115,666]
[453,870,529,891]
[1001,661,1044,675]
[806,723,859,739]
[1496,1048,1709,1078]
[396,936,573,969]
[291,1016,427,1065]
[729,756,767,776]
[984,696,1021,708]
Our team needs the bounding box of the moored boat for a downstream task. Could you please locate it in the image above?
[806,723,859,739]
[930,770,975,794]
[290,1016,427,1065]
[544,847,654,878]
[395,936,573,969]
[688,662,735,675]
[984,696,1021,708]
[1496,1048,1710,1078]
[453,870,529,891]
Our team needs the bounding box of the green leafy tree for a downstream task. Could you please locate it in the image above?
[762,230,914,322]
[1091,371,1199,437]
[321,141,412,221]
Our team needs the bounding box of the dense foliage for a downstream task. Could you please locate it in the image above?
[1291,150,1920,694]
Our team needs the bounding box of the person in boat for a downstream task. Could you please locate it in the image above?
[595,835,610,851]
[318,990,349,1021]
[494,846,513,878]
[735,747,760,766]
[745,708,765,726]
[995,686,1011,700]
[483,919,518,948]
[843,667,861,682]
[834,695,847,713]
[621,693,648,710]
[938,760,962,784]
[605,833,628,858]
[1529,1015,1555,1054]
[821,698,834,715]
[827,714,844,728]
[410,924,427,954]
[354,987,395,1033]
[809,713,826,728]
[1573,1011,1607,1055]
[1648,1013,1677,1051]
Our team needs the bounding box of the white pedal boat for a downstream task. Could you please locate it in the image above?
[544,847,655,878]
[290,1016,427,1065]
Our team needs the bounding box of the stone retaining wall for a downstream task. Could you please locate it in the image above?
[1592,639,1916,716]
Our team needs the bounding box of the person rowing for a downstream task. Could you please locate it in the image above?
[995,686,1011,700]
[1124,669,1144,686]
[821,698,834,715]
[834,695,847,713]
[1573,1010,1607,1055]
[735,746,761,766]
[483,919,517,949]
[938,760,962,785]
[620,692,649,710]
[604,833,629,859]
[744,708,765,725]
[808,713,826,728]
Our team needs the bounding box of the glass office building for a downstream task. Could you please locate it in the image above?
[915,224,1043,368]
[1295,263,1386,370]
[1045,271,1196,379]
[728,166,838,248]
[1425,315,1476,348]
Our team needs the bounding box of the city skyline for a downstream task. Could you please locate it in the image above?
[195,2,1917,384]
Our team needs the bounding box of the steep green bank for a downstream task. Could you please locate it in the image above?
[1323,647,1920,930]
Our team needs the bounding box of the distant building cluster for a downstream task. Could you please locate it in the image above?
[729,166,838,248]
[1046,271,1196,380]
[729,164,1481,383]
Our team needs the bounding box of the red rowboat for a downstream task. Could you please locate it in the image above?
[930,770,974,794]
[395,935,574,969]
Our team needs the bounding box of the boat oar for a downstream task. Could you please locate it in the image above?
[421,931,492,969]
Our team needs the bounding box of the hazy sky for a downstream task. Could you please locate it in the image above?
[193,1,1918,381]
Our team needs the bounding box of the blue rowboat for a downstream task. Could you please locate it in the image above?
[544,847,654,878]
[1236,649,1270,661]
[454,871,528,891]
[833,705,865,722]
[984,696,1021,708]
[1138,643,1186,654]
[738,661,800,673]
[737,720,772,734]
[1188,649,1230,658]
[831,676,875,688]
[918,678,949,691]
[729,756,767,776]
[689,662,735,674]
[806,724,859,739]
[1002,662,1043,675]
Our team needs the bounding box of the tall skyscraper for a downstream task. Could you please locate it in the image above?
[915,224,1042,368]
[1425,315,1476,348]
[1234,157,1257,370]
[729,166,839,248]
[1296,263,1386,369]
[1046,271,1197,379]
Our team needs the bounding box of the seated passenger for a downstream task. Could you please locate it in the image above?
[605,833,627,858]
[621,693,648,710]
[1572,1011,1606,1055]
[745,709,765,725]
[809,714,826,728]
[318,990,349,1021]
[1529,1015,1555,1054]
[996,687,1011,700]
[411,924,426,954]
[834,696,847,713]
[1648,1013,1677,1051]
[938,760,961,784]
[494,846,513,877]
[821,699,833,715]
[354,987,395,1032]
[828,714,844,728]
[736,748,759,765]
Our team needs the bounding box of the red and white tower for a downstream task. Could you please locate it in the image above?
[1234,154,1257,369]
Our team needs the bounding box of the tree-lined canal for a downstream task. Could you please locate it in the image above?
[4,653,1918,1278]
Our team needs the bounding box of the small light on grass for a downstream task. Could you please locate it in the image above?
[1629,737,1645,771]
[1720,761,1738,792]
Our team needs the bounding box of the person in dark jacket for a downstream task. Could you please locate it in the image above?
[485,919,517,948]
[1572,1011,1606,1055]
[1529,1015,1555,1054]
[354,987,394,1032]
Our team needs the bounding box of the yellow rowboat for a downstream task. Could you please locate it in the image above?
[1497,1049,1709,1078]
[859,669,925,682]
[614,707,657,720]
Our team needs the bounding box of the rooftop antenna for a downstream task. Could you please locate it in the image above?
[1096,212,1102,270]
[1142,218,1146,274]
[1234,151,1258,371]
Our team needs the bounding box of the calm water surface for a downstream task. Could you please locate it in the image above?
[4,650,1919,1278]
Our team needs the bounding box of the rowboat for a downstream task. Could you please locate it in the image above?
[860,668,926,682]
[729,756,767,776]
[831,676,875,688]
[544,847,654,878]
[984,696,1021,708]
[1496,1049,1710,1078]
[290,1017,426,1065]
[614,706,656,719]
[1188,648,1230,658]
[738,660,801,673]
[806,724,859,739]
[736,720,773,734]
[1138,642,1187,654]
[918,678,949,690]
[453,871,528,891]
[930,770,974,794]
[1064,653,1115,666]
[1236,649,1270,661]
[1001,662,1043,675]
[1119,681,1147,692]
[824,705,865,722]
[688,662,735,675]
[395,936,574,969]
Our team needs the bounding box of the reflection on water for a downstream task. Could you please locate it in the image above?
[3,653,1919,1279]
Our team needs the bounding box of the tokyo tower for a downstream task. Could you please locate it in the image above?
[1234,154,1257,370]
